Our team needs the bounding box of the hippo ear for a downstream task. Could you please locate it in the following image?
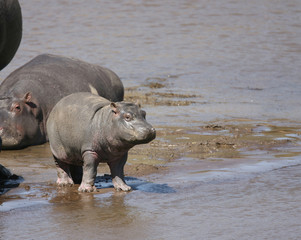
[23,92,32,103]
[110,102,118,114]
[23,92,38,109]
[21,92,41,118]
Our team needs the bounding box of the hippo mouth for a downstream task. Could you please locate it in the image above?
[132,127,156,144]
[0,126,24,149]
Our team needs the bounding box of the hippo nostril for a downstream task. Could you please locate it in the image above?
[150,128,156,138]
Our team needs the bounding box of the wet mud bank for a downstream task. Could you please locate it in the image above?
[124,86,301,166]
[124,85,199,107]
[129,122,301,177]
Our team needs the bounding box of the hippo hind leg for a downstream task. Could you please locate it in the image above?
[54,156,74,186]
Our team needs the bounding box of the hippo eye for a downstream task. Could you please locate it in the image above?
[12,103,21,113]
[124,113,133,122]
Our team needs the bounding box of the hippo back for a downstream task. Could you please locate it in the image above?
[0,54,124,149]
[0,54,124,102]
[0,54,124,123]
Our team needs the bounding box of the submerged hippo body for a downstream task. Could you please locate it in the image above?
[0,54,124,149]
[47,92,156,192]
[0,0,22,71]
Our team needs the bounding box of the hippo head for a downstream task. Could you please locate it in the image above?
[110,102,156,146]
[0,92,44,149]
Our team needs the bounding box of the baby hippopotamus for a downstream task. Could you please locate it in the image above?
[46,92,156,192]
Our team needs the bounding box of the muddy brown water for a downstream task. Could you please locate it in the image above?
[1,1,301,239]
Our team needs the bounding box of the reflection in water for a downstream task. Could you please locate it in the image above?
[50,191,132,231]
[0,176,23,195]
[0,160,301,239]
[95,175,176,194]
[0,165,23,195]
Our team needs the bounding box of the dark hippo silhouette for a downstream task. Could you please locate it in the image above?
[0,54,124,149]
[0,0,22,181]
[0,0,22,71]
[46,92,156,192]
[0,163,11,180]
[0,163,22,195]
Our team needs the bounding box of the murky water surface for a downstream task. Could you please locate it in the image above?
[1,0,301,239]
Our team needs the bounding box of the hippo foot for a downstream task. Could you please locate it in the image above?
[78,183,97,192]
[56,177,74,187]
[112,176,132,192]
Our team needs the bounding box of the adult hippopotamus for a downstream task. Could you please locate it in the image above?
[0,54,124,149]
[46,92,156,192]
[0,0,22,70]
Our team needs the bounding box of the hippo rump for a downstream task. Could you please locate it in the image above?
[46,92,156,192]
[0,54,124,149]
[0,0,22,70]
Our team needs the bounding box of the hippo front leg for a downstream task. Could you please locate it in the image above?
[78,151,99,192]
[108,153,132,192]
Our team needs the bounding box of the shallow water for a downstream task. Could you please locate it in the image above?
[1,0,301,124]
[1,0,301,239]
[1,145,301,240]
[1,124,301,240]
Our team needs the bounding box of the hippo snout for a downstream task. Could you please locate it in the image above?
[134,125,156,144]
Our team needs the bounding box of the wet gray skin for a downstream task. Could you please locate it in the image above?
[46,92,156,192]
[0,54,124,150]
[0,94,44,149]
[0,0,22,71]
